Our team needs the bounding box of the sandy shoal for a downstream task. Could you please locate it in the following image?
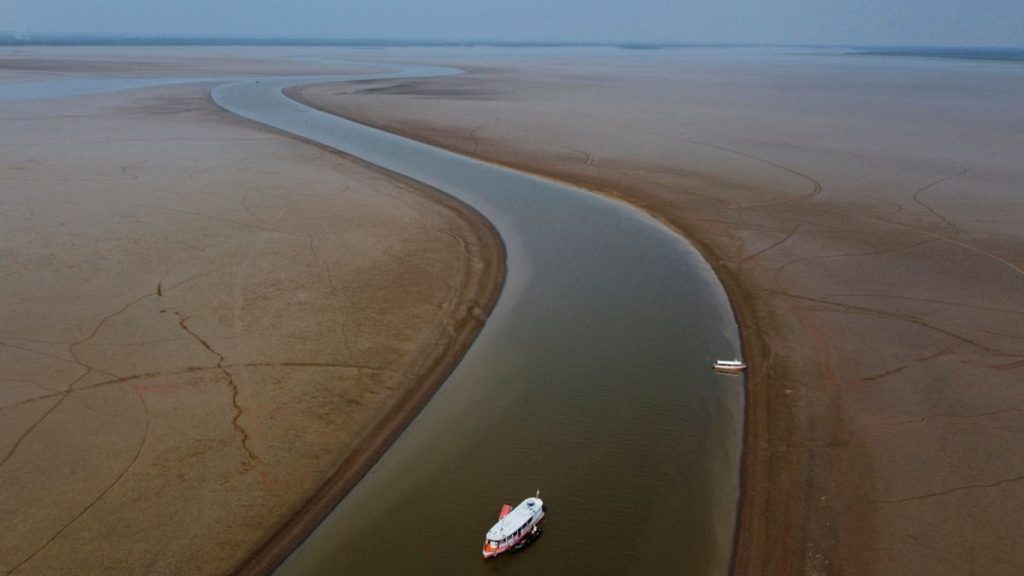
[294,51,1024,574]
[0,51,503,574]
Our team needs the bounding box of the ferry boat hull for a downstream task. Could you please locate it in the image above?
[714,359,746,373]
[482,496,545,558]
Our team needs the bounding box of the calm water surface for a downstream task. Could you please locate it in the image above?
[215,66,745,575]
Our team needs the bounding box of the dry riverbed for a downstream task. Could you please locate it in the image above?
[0,50,503,574]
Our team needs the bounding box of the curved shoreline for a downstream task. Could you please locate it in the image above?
[212,93,508,574]
[233,185,506,575]
[287,81,776,573]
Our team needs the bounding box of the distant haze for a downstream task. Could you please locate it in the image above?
[2,0,1022,46]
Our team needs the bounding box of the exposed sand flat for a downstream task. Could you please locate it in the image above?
[296,50,1024,574]
[0,54,502,574]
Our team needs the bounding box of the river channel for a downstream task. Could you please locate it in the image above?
[213,65,744,575]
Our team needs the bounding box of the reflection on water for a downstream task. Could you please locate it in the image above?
[215,70,744,575]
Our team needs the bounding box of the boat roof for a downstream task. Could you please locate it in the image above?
[485,497,543,541]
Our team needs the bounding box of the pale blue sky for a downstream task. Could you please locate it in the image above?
[2,0,1022,46]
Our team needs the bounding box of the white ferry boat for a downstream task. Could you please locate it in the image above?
[714,359,746,373]
[482,494,545,558]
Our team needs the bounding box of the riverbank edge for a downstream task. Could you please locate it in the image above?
[286,83,807,574]
[213,91,509,576]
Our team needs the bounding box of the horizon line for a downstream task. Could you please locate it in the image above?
[1,34,1022,52]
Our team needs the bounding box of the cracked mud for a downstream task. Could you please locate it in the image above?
[0,50,503,575]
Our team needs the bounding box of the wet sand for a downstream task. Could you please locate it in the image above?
[0,50,503,574]
[295,49,1024,574]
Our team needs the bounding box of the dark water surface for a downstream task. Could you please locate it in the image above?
[213,68,743,575]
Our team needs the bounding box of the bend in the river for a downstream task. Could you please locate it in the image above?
[212,65,744,575]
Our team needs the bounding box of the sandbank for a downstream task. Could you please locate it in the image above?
[0,49,503,575]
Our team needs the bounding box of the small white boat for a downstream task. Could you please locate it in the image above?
[714,359,746,373]
[482,494,545,558]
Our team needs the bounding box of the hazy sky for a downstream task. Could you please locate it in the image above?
[2,0,1022,46]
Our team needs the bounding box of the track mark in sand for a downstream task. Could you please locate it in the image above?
[306,234,336,290]
[240,187,337,290]
[977,328,1024,343]
[119,160,146,180]
[758,287,1001,354]
[818,293,1024,317]
[547,143,595,166]
[240,187,335,290]
[467,119,498,154]
[774,238,937,276]
[440,230,482,264]
[910,168,967,234]
[238,361,398,373]
[172,312,258,462]
[7,389,151,574]
[812,204,1024,280]
[624,168,733,206]
[741,224,801,265]
[862,365,908,382]
[239,187,288,234]
[878,473,1024,505]
[142,203,292,237]
[860,192,906,217]
[625,126,824,207]
[991,358,1024,371]
[890,407,1024,428]
[185,154,255,182]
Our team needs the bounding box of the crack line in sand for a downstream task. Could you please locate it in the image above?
[173,312,258,462]
[1,363,400,412]
[161,265,238,297]
[8,387,151,575]
[0,370,87,469]
[0,340,81,367]
[0,289,156,469]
